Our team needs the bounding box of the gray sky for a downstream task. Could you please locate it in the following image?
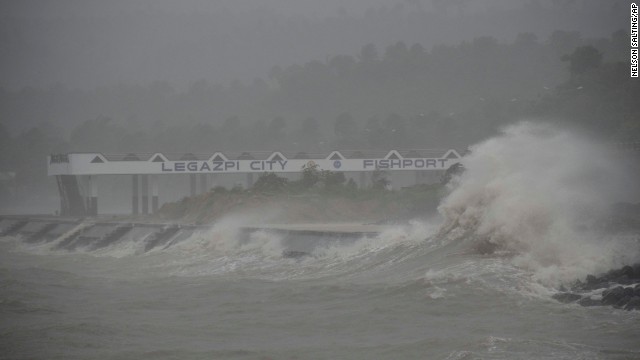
[0,0,630,90]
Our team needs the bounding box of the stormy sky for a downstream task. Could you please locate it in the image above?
[0,0,629,90]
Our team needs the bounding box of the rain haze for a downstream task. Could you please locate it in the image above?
[1,1,640,359]
[0,0,628,91]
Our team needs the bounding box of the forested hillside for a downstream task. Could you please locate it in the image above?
[0,29,638,208]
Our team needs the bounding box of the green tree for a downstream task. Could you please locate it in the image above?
[329,55,356,77]
[371,170,390,190]
[549,30,582,55]
[300,161,321,188]
[253,172,288,192]
[562,45,602,76]
[321,170,346,190]
[359,43,379,64]
[384,41,410,63]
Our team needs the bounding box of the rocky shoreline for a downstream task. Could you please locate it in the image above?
[553,264,640,310]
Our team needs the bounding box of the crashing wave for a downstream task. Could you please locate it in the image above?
[436,122,640,286]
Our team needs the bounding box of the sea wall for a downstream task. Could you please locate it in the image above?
[0,216,376,256]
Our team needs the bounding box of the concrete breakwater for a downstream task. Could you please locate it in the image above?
[0,216,381,256]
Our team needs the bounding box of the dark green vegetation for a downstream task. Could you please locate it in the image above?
[159,170,444,224]
[1,29,638,207]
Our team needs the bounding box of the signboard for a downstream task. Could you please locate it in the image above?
[48,150,462,176]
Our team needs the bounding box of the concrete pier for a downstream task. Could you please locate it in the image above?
[141,175,149,215]
[84,176,97,216]
[190,174,196,197]
[132,175,139,215]
[47,149,465,215]
[199,174,208,194]
[89,175,98,216]
[246,173,254,188]
[151,175,159,213]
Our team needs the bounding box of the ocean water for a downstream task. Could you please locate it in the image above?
[2,123,640,359]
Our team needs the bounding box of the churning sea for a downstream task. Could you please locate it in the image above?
[1,218,639,360]
[3,122,640,359]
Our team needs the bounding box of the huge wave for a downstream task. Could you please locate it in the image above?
[437,122,640,286]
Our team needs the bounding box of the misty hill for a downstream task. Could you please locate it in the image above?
[0,28,631,143]
[1,28,638,212]
[1,0,627,91]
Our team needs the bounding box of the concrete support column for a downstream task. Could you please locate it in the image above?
[210,174,217,190]
[83,176,91,215]
[199,174,208,194]
[151,175,159,213]
[141,175,149,215]
[246,173,254,189]
[132,175,139,215]
[190,174,196,197]
[90,175,98,216]
[84,176,98,216]
[359,172,367,189]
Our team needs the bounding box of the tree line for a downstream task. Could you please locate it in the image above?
[0,29,638,207]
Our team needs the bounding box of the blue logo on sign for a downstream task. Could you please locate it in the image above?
[333,160,342,169]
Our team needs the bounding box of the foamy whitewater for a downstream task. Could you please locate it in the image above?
[1,122,639,359]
